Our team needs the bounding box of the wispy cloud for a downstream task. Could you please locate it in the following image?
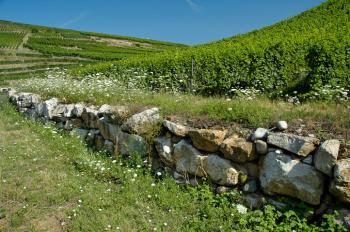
[185,0,201,12]
[60,11,89,28]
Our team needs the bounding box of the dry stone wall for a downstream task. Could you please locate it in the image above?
[1,88,350,213]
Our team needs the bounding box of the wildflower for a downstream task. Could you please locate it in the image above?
[156,172,162,176]
[236,204,247,214]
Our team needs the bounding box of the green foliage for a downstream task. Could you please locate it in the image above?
[0,31,25,49]
[73,0,350,101]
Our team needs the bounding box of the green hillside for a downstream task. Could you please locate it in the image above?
[75,0,350,101]
[0,20,186,78]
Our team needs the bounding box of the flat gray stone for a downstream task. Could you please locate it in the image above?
[330,158,350,204]
[163,120,189,137]
[267,133,319,157]
[154,136,174,167]
[314,139,340,176]
[260,151,325,205]
[203,154,240,186]
[173,140,206,177]
[114,131,147,157]
[121,107,160,134]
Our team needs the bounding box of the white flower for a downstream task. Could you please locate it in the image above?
[156,172,162,176]
[236,204,247,214]
[228,108,233,111]
[151,183,156,187]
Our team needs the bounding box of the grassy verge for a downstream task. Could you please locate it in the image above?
[11,76,350,143]
[0,94,346,231]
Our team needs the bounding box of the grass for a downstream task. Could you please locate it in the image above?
[12,76,350,143]
[0,94,346,231]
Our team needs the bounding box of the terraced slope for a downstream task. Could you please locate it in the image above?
[0,20,186,79]
[74,0,350,100]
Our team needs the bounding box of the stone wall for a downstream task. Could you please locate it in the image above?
[1,88,349,214]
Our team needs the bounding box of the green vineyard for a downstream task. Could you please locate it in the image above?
[0,31,25,49]
[0,20,185,79]
[73,0,350,101]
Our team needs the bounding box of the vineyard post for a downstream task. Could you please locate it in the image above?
[190,58,195,93]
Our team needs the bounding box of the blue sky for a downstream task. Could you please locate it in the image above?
[0,0,326,45]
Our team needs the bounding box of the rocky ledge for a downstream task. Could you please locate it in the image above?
[1,88,349,227]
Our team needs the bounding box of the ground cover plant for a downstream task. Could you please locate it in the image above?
[0,93,346,231]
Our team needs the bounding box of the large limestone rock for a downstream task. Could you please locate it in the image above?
[42,98,59,119]
[259,151,325,205]
[63,104,75,118]
[163,120,189,137]
[220,137,257,163]
[97,117,120,143]
[154,136,174,167]
[114,131,147,157]
[72,103,86,117]
[64,118,83,130]
[50,104,67,122]
[267,133,319,157]
[81,107,99,128]
[203,155,240,186]
[189,129,227,152]
[173,140,206,177]
[98,104,131,124]
[71,128,89,141]
[16,93,41,108]
[329,158,350,204]
[121,107,160,134]
[314,139,340,176]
